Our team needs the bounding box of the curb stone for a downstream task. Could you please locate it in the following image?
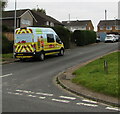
[1,59,19,65]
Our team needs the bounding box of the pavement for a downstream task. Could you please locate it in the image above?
[2,51,120,107]
[56,56,120,107]
[1,58,19,65]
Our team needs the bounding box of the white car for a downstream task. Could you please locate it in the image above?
[114,35,119,42]
[105,34,116,43]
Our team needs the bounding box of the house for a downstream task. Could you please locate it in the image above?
[97,20,120,34]
[97,20,120,41]
[31,10,63,27]
[62,20,94,32]
[2,9,63,29]
[2,9,37,29]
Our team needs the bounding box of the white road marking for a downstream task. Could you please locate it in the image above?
[8,92,22,96]
[14,93,23,96]
[28,95,33,97]
[39,97,46,99]
[36,92,53,96]
[0,73,12,78]
[16,90,34,94]
[14,93,21,95]
[82,99,97,104]
[28,95,32,97]
[106,107,120,111]
[22,90,30,93]
[52,99,70,103]
[59,96,76,100]
[28,95,36,97]
[8,92,12,94]
[16,90,23,92]
[76,103,98,107]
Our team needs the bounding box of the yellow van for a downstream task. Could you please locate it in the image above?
[14,27,64,61]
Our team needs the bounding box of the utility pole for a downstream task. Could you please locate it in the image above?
[68,13,70,30]
[13,0,17,58]
[68,13,71,48]
[105,10,107,20]
[69,13,70,22]
[14,0,17,30]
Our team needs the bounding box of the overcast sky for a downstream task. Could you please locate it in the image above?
[5,0,119,31]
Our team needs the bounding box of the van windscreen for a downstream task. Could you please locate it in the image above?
[15,33,33,43]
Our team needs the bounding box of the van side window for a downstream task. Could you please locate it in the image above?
[47,34,54,43]
[55,35,61,43]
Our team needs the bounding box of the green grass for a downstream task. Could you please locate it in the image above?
[0,53,13,61]
[2,53,13,58]
[72,51,119,98]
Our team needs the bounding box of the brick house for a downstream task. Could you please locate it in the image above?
[97,20,120,34]
[62,20,94,32]
[97,20,120,41]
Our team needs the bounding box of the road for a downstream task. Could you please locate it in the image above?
[2,42,119,112]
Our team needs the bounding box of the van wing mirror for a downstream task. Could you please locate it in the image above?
[58,41,62,44]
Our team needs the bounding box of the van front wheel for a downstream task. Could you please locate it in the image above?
[58,49,64,56]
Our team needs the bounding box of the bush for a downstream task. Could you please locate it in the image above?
[2,34,13,54]
[2,25,14,32]
[72,30,96,46]
[52,26,71,49]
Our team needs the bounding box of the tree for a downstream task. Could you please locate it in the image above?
[1,0,7,11]
[32,7,46,14]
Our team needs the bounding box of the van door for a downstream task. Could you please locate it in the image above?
[46,34,56,55]
[55,35,62,50]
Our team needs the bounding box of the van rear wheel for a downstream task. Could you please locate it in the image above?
[39,52,45,61]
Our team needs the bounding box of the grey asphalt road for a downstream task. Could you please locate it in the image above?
[2,42,119,112]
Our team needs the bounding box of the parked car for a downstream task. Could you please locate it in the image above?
[96,37,100,43]
[114,35,119,42]
[105,34,116,43]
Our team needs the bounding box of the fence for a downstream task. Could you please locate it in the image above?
[3,32,14,41]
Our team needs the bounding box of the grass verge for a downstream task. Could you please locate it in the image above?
[72,51,119,98]
[1,53,13,61]
[2,53,13,58]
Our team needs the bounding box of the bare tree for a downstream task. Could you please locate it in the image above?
[1,0,7,11]
[32,7,46,14]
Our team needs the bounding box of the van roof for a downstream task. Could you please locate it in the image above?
[16,27,55,33]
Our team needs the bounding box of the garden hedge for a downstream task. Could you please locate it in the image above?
[2,34,13,54]
[72,30,96,46]
[52,26,71,49]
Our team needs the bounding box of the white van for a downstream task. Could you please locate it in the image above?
[14,27,64,61]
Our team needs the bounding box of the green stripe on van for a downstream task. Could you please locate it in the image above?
[36,29,42,34]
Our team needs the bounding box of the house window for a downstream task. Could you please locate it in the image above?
[115,26,120,30]
[106,26,112,30]
[50,22,54,27]
[100,26,104,30]
[21,19,31,26]
[46,21,49,26]
[80,26,86,30]
[47,34,55,43]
